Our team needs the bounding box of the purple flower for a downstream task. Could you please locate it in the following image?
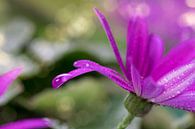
[0,67,22,97]
[0,118,52,129]
[0,68,53,129]
[107,0,195,45]
[52,8,195,111]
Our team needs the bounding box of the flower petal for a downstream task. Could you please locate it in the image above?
[158,90,195,112]
[74,60,133,91]
[0,118,52,129]
[94,8,128,78]
[126,17,149,77]
[52,60,133,91]
[151,60,195,103]
[152,39,195,81]
[141,77,164,99]
[52,68,93,89]
[0,67,22,96]
[148,35,164,66]
[130,64,142,96]
[142,34,164,77]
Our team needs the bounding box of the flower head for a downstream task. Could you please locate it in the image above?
[52,8,195,111]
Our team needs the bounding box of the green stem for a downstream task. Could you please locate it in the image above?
[116,94,153,129]
[117,113,134,129]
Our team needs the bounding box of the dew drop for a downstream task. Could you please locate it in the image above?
[73,61,91,68]
[85,63,89,67]
[74,62,78,65]
[52,74,71,89]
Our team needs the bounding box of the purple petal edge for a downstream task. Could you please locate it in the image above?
[0,118,53,129]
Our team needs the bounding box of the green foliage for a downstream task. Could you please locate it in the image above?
[30,78,108,127]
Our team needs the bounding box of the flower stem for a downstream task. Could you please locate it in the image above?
[117,94,153,129]
[117,113,134,129]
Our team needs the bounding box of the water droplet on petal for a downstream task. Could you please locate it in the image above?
[74,61,91,68]
[52,74,71,89]
[74,62,78,66]
[85,63,89,67]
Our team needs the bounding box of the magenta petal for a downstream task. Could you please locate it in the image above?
[74,60,133,91]
[152,61,195,103]
[74,60,120,75]
[152,39,195,81]
[53,60,133,91]
[159,90,195,112]
[141,77,164,99]
[130,64,142,96]
[94,8,128,78]
[148,35,164,66]
[126,17,148,77]
[0,118,52,129]
[142,34,164,77]
[0,67,22,96]
[52,68,93,89]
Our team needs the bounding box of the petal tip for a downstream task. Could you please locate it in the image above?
[93,7,105,20]
[13,67,23,75]
[93,7,100,15]
[52,74,71,89]
[7,67,23,78]
[43,118,54,127]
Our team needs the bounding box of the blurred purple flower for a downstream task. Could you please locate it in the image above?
[0,67,22,96]
[0,118,52,129]
[106,0,195,45]
[52,8,195,111]
[0,68,52,129]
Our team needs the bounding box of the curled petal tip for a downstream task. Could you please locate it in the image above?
[52,74,71,89]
